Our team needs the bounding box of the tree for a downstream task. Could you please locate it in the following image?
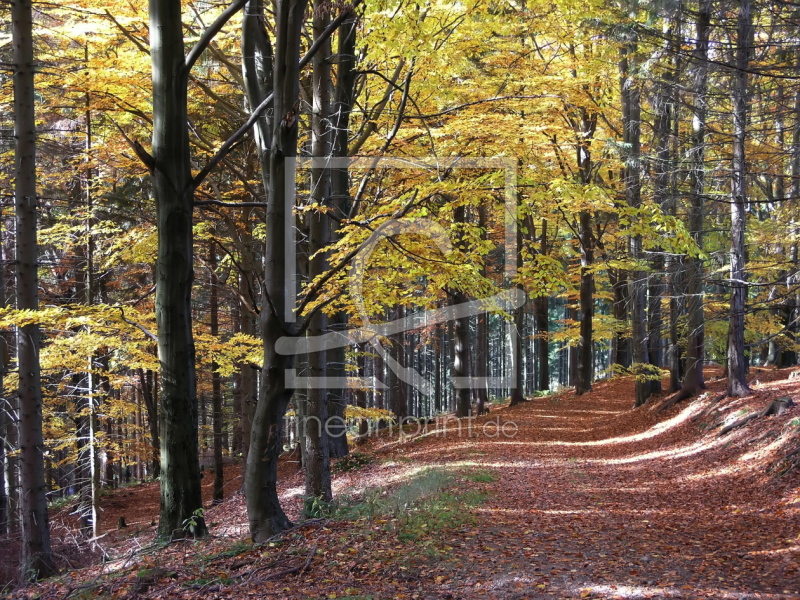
[620,41,649,408]
[12,0,55,578]
[245,0,309,541]
[727,0,753,397]
[147,0,246,538]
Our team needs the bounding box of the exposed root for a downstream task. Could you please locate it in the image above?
[718,397,795,437]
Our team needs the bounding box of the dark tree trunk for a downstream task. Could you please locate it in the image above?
[325,11,357,460]
[680,0,711,399]
[475,207,491,411]
[621,44,649,408]
[138,369,160,478]
[727,0,752,397]
[209,242,224,504]
[573,100,596,396]
[304,0,333,506]
[510,222,527,405]
[609,268,631,369]
[575,211,593,395]
[148,0,215,537]
[13,0,54,577]
[648,68,673,395]
[452,203,475,416]
[245,0,307,542]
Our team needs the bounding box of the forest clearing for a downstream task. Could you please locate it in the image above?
[4,369,800,599]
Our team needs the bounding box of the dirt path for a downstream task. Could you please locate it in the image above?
[15,372,800,600]
[415,380,800,599]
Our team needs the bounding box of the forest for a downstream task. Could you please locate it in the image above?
[1,0,799,597]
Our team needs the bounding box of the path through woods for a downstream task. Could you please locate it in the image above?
[11,369,800,599]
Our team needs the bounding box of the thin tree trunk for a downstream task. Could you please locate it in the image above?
[680,0,711,400]
[245,0,308,541]
[621,44,649,408]
[304,0,333,506]
[13,0,54,577]
[209,242,225,504]
[575,211,593,395]
[727,0,753,397]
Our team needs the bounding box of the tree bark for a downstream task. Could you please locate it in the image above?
[13,0,55,577]
[621,44,649,408]
[680,0,711,400]
[209,242,224,504]
[727,0,753,397]
[149,0,209,538]
[304,0,333,507]
[575,210,593,395]
[245,0,308,542]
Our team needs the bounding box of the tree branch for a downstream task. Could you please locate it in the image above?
[190,0,364,192]
[184,0,248,77]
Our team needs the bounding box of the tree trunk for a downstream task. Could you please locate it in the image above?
[149,0,207,538]
[680,0,711,399]
[245,0,308,542]
[475,206,491,410]
[575,211,593,395]
[621,44,649,408]
[138,369,160,478]
[609,268,631,369]
[209,242,225,504]
[13,0,55,577]
[304,0,333,507]
[648,78,671,395]
[510,219,528,404]
[324,10,356,460]
[727,0,752,397]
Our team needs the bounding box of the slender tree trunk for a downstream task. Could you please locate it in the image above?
[13,0,54,577]
[727,0,753,397]
[680,0,711,399]
[609,268,631,369]
[575,211,593,395]
[209,242,224,504]
[621,45,649,407]
[475,206,491,410]
[648,71,672,395]
[149,0,206,538]
[533,218,550,393]
[453,204,474,416]
[327,12,357,453]
[304,0,333,506]
[138,369,160,478]
[245,0,308,542]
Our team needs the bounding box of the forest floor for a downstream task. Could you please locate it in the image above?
[6,366,800,599]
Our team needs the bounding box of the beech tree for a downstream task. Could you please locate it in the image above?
[727,0,753,397]
[146,0,246,538]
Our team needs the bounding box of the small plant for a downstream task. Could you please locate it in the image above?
[303,494,333,518]
[182,507,205,538]
[333,452,373,473]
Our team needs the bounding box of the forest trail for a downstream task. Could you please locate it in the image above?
[13,370,800,600]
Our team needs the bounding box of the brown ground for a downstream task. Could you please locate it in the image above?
[5,366,800,599]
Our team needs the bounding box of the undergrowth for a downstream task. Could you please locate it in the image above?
[328,468,490,546]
